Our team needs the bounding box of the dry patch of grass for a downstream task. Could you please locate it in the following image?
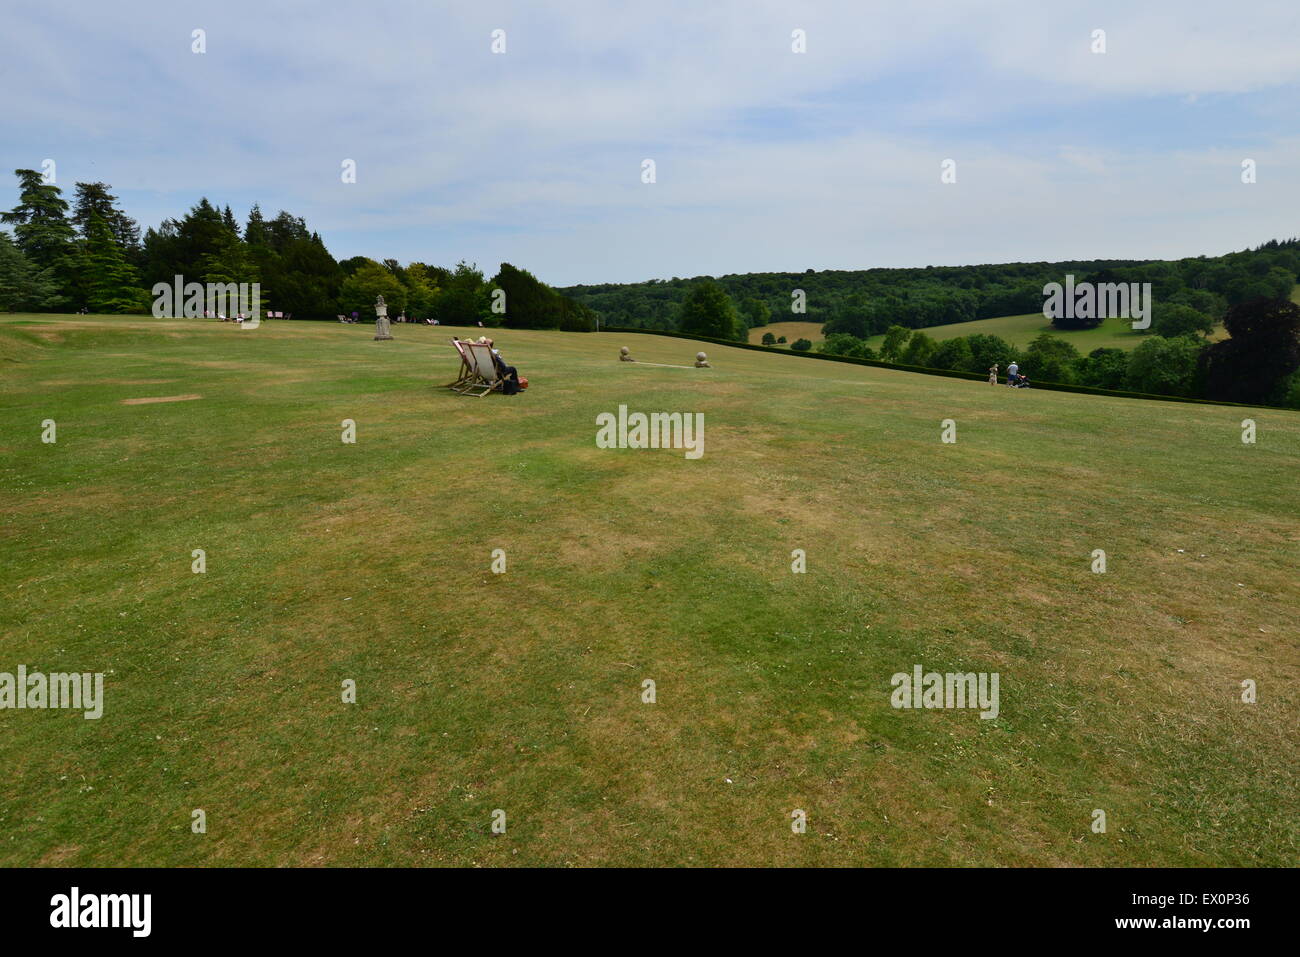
[120,394,203,405]
[0,315,1295,867]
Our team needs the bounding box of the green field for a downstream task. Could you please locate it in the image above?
[747,320,825,348]
[749,311,1228,356]
[864,313,1226,353]
[2,314,1296,866]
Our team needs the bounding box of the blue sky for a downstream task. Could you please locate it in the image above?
[3,0,1299,285]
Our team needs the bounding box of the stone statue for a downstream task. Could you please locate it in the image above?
[694,351,710,368]
[374,294,393,340]
[619,346,636,362]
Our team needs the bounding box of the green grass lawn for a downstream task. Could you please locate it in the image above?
[864,313,1226,353]
[751,309,1231,356]
[1,313,1296,866]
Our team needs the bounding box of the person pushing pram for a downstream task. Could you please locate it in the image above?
[1005,361,1029,387]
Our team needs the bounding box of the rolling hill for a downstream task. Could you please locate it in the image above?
[1,313,1295,866]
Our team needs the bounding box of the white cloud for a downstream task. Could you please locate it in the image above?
[2,0,1298,283]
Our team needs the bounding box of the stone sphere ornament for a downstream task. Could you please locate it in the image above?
[695,351,710,368]
[619,346,635,362]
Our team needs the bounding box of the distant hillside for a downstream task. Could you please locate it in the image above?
[860,312,1232,353]
[560,239,1300,338]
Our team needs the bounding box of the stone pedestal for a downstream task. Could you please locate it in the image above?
[374,295,393,340]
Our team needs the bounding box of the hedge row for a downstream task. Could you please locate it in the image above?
[599,326,1289,412]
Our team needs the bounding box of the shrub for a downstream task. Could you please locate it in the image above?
[879,325,911,361]
[1079,347,1129,390]
[678,279,745,341]
[820,332,868,357]
[1126,335,1205,397]
[930,336,973,370]
[1151,302,1215,339]
[963,333,1018,374]
[1022,332,1082,383]
[901,331,936,366]
[1199,297,1300,404]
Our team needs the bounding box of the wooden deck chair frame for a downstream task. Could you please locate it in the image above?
[457,341,508,397]
[446,338,483,393]
[459,342,497,396]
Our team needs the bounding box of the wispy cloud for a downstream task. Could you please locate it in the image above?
[2,0,1298,284]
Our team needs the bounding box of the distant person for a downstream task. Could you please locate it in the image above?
[1006,361,1019,386]
[988,364,998,385]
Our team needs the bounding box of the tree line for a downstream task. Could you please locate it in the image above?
[812,300,1300,407]
[562,242,1300,342]
[4,166,1296,405]
[0,170,594,330]
[565,241,1300,407]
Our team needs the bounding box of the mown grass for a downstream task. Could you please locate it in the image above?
[747,320,825,348]
[864,312,1227,353]
[751,311,1223,355]
[1,313,1296,866]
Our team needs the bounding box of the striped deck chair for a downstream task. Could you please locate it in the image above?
[446,338,479,392]
[455,341,511,397]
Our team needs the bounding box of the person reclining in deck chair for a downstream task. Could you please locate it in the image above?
[480,337,522,395]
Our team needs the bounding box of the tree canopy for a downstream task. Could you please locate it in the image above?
[677,279,744,340]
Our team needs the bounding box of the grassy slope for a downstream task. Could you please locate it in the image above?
[863,313,1228,353]
[1,314,1296,867]
[747,320,825,348]
[750,313,1225,354]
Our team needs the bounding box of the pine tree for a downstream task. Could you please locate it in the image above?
[0,230,60,311]
[175,198,229,272]
[200,227,267,314]
[72,182,140,254]
[81,212,143,313]
[244,204,268,245]
[2,170,76,305]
